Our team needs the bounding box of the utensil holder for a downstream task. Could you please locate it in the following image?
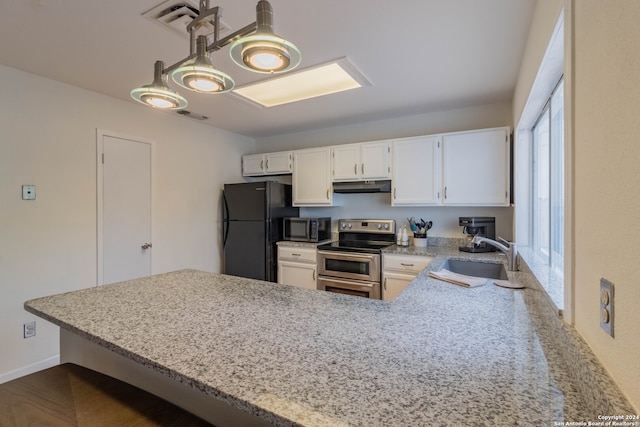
[413,233,427,247]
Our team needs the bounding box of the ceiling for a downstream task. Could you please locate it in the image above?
[0,0,536,138]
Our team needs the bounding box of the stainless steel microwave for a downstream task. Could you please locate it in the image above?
[283,217,331,242]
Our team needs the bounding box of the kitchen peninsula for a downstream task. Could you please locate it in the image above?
[24,248,632,426]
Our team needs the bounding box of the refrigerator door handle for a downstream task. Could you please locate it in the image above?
[222,191,230,248]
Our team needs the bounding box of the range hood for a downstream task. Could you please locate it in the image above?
[333,180,392,193]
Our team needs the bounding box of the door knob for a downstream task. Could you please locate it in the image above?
[141,243,152,250]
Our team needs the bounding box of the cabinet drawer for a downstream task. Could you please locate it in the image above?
[383,254,433,274]
[278,246,317,263]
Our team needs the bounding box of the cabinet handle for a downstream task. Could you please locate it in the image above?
[313,270,316,280]
[260,159,264,170]
[383,277,387,290]
[327,189,330,199]
[361,163,364,175]
[266,159,269,169]
[401,263,414,267]
[292,253,301,257]
[393,188,397,199]
[354,164,357,175]
[444,186,447,199]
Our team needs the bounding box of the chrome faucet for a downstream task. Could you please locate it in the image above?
[471,236,518,271]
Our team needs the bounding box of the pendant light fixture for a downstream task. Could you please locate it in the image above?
[130,0,300,110]
[172,35,234,93]
[131,61,188,109]
[229,1,301,73]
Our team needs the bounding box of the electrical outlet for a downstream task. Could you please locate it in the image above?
[23,321,36,338]
[600,278,614,337]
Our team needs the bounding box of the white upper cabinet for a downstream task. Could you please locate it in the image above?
[332,141,391,182]
[361,141,391,180]
[292,147,333,206]
[332,144,360,181]
[265,151,293,174]
[242,154,267,176]
[442,127,510,206]
[241,127,510,207]
[242,151,292,176]
[392,136,441,206]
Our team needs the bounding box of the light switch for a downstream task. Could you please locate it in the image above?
[22,185,36,200]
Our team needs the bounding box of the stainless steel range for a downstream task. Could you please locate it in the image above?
[317,219,396,299]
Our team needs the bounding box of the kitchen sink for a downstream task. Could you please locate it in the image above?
[439,259,508,280]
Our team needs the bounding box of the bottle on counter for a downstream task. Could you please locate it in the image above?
[401,225,409,246]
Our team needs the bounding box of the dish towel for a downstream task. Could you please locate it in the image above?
[428,269,489,288]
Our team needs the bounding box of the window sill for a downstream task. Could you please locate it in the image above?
[517,246,564,314]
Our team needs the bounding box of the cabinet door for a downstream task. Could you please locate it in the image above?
[443,127,509,206]
[242,154,265,176]
[293,147,332,206]
[278,260,317,290]
[265,151,292,174]
[382,272,414,302]
[383,254,433,274]
[392,136,441,205]
[332,144,360,181]
[361,141,391,180]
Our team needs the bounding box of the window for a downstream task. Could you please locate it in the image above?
[532,78,564,276]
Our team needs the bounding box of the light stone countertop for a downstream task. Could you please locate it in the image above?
[24,246,632,426]
[276,240,334,248]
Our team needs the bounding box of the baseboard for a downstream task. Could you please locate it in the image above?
[0,355,60,384]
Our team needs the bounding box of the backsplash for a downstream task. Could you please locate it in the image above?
[300,192,514,240]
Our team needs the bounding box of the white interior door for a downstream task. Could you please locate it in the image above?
[98,131,152,285]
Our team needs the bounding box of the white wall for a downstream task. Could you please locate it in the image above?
[512,0,640,411]
[571,0,640,410]
[0,64,254,381]
[257,101,514,238]
[257,101,513,151]
[303,194,513,240]
[512,0,565,129]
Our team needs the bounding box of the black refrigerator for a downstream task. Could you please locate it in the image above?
[222,181,299,282]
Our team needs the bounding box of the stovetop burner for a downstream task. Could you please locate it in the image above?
[317,239,395,254]
[317,219,396,254]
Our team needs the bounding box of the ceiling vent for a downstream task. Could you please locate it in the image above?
[142,0,230,38]
[176,109,209,120]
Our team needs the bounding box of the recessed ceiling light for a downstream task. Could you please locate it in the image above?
[231,57,371,108]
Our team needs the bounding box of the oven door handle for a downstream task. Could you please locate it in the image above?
[317,251,377,263]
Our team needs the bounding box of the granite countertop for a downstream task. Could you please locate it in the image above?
[25,247,623,426]
[277,240,334,248]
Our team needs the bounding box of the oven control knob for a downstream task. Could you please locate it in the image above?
[384,224,389,230]
[341,223,346,229]
[377,224,382,230]
[347,223,352,229]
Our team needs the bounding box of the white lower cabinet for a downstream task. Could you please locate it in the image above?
[277,246,317,290]
[382,254,434,301]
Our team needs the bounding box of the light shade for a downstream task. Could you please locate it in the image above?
[230,34,301,73]
[131,61,188,109]
[172,35,235,93]
[229,0,300,74]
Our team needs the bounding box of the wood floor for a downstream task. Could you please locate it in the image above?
[0,363,214,426]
